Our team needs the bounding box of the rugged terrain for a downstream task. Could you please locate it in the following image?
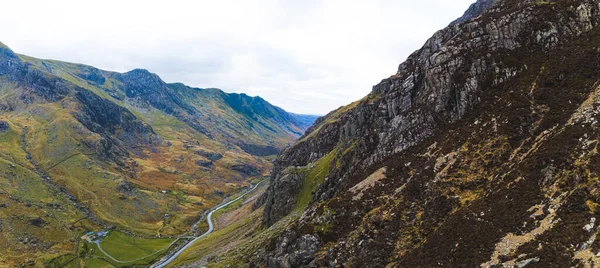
[173,0,600,267]
[0,42,316,266]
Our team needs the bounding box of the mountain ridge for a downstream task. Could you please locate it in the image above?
[0,43,317,265]
[173,0,600,267]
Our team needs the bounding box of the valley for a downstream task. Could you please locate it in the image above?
[45,179,266,267]
[0,41,317,266]
[6,0,600,267]
[152,0,600,267]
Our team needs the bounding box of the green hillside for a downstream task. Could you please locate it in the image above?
[0,43,315,266]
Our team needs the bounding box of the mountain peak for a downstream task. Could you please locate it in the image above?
[122,68,165,88]
[124,68,157,79]
[126,68,151,74]
[453,0,498,23]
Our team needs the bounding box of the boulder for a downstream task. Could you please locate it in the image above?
[0,121,8,133]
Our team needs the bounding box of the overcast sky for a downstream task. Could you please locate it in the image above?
[0,0,475,115]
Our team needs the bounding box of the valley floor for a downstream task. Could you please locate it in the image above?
[42,179,267,268]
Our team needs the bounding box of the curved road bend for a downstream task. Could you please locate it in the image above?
[153,180,265,268]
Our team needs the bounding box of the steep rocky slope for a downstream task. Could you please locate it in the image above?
[0,43,315,265]
[193,0,600,267]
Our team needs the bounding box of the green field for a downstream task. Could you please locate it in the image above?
[45,231,179,267]
[95,231,176,262]
[83,258,115,268]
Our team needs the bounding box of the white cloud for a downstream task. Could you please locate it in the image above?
[0,0,475,114]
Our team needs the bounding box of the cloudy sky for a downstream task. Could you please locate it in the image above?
[1,0,475,115]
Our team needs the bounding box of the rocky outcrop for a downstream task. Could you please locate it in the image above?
[117,180,136,196]
[0,48,162,162]
[231,163,261,177]
[238,143,281,156]
[195,149,223,161]
[74,89,162,147]
[120,69,196,115]
[453,0,499,23]
[268,232,321,268]
[119,69,214,136]
[0,54,70,102]
[0,120,8,133]
[263,169,305,225]
[195,159,213,168]
[264,0,600,228]
[78,67,106,86]
[255,0,600,267]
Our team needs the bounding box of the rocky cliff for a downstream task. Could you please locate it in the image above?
[254,0,600,267]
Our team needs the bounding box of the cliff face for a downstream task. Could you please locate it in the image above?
[259,0,600,267]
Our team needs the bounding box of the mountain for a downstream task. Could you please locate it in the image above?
[171,0,600,267]
[288,113,321,130]
[0,42,316,265]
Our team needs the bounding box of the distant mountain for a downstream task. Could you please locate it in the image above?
[289,113,321,130]
[0,42,316,264]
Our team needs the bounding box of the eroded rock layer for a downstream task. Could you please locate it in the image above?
[257,0,600,267]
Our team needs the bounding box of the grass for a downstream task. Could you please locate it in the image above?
[201,210,304,268]
[168,208,264,267]
[168,137,346,267]
[17,55,121,104]
[0,117,86,266]
[76,181,267,267]
[46,231,177,267]
[166,183,271,267]
[0,120,31,169]
[95,231,175,262]
[211,192,247,220]
[0,48,291,266]
[84,258,115,268]
[0,102,185,265]
[295,148,338,210]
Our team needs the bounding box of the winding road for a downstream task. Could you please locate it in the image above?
[152,180,264,268]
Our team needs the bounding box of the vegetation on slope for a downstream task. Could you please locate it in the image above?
[0,43,317,265]
[96,231,175,263]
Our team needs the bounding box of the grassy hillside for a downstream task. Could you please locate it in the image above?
[0,43,316,266]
